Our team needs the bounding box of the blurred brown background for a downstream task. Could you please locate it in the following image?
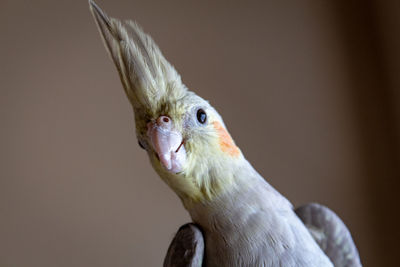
[1,0,399,266]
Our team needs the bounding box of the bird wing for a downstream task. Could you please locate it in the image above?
[163,223,204,267]
[295,203,362,267]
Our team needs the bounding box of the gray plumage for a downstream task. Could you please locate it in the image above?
[165,202,362,267]
[89,1,362,266]
[295,203,362,267]
[164,223,204,267]
[164,162,335,267]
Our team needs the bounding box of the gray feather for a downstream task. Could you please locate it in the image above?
[89,2,359,266]
[295,203,362,267]
[164,223,204,267]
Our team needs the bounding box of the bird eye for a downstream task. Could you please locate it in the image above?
[138,140,146,150]
[196,109,207,124]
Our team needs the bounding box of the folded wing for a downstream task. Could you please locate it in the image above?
[295,203,362,267]
[164,223,204,267]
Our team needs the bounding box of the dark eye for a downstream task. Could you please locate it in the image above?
[138,140,146,150]
[196,109,207,124]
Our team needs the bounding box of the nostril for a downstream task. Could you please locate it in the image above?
[157,115,171,127]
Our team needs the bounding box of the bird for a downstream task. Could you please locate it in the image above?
[89,1,362,266]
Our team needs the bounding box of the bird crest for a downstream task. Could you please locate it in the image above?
[90,0,186,116]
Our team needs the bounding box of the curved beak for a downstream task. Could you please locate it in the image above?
[147,116,186,173]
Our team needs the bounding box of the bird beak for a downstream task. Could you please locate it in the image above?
[147,115,186,173]
[90,0,188,172]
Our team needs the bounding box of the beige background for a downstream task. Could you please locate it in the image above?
[1,0,399,266]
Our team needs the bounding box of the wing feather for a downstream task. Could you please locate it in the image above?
[295,203,362,267]
[164,223,204,267]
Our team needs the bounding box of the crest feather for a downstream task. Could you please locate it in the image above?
[89,0,186,112]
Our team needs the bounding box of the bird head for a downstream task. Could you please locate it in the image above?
[90,1,243,207]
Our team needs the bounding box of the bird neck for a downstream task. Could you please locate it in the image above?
[180,152,248,209]
[185,160,293,245]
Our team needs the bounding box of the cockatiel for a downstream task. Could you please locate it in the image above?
[89,1,362,266]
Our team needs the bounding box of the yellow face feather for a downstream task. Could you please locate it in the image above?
[141,96,243,207]
[90,1,243,208]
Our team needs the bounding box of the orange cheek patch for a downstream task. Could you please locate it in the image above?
[212,121,240,157]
